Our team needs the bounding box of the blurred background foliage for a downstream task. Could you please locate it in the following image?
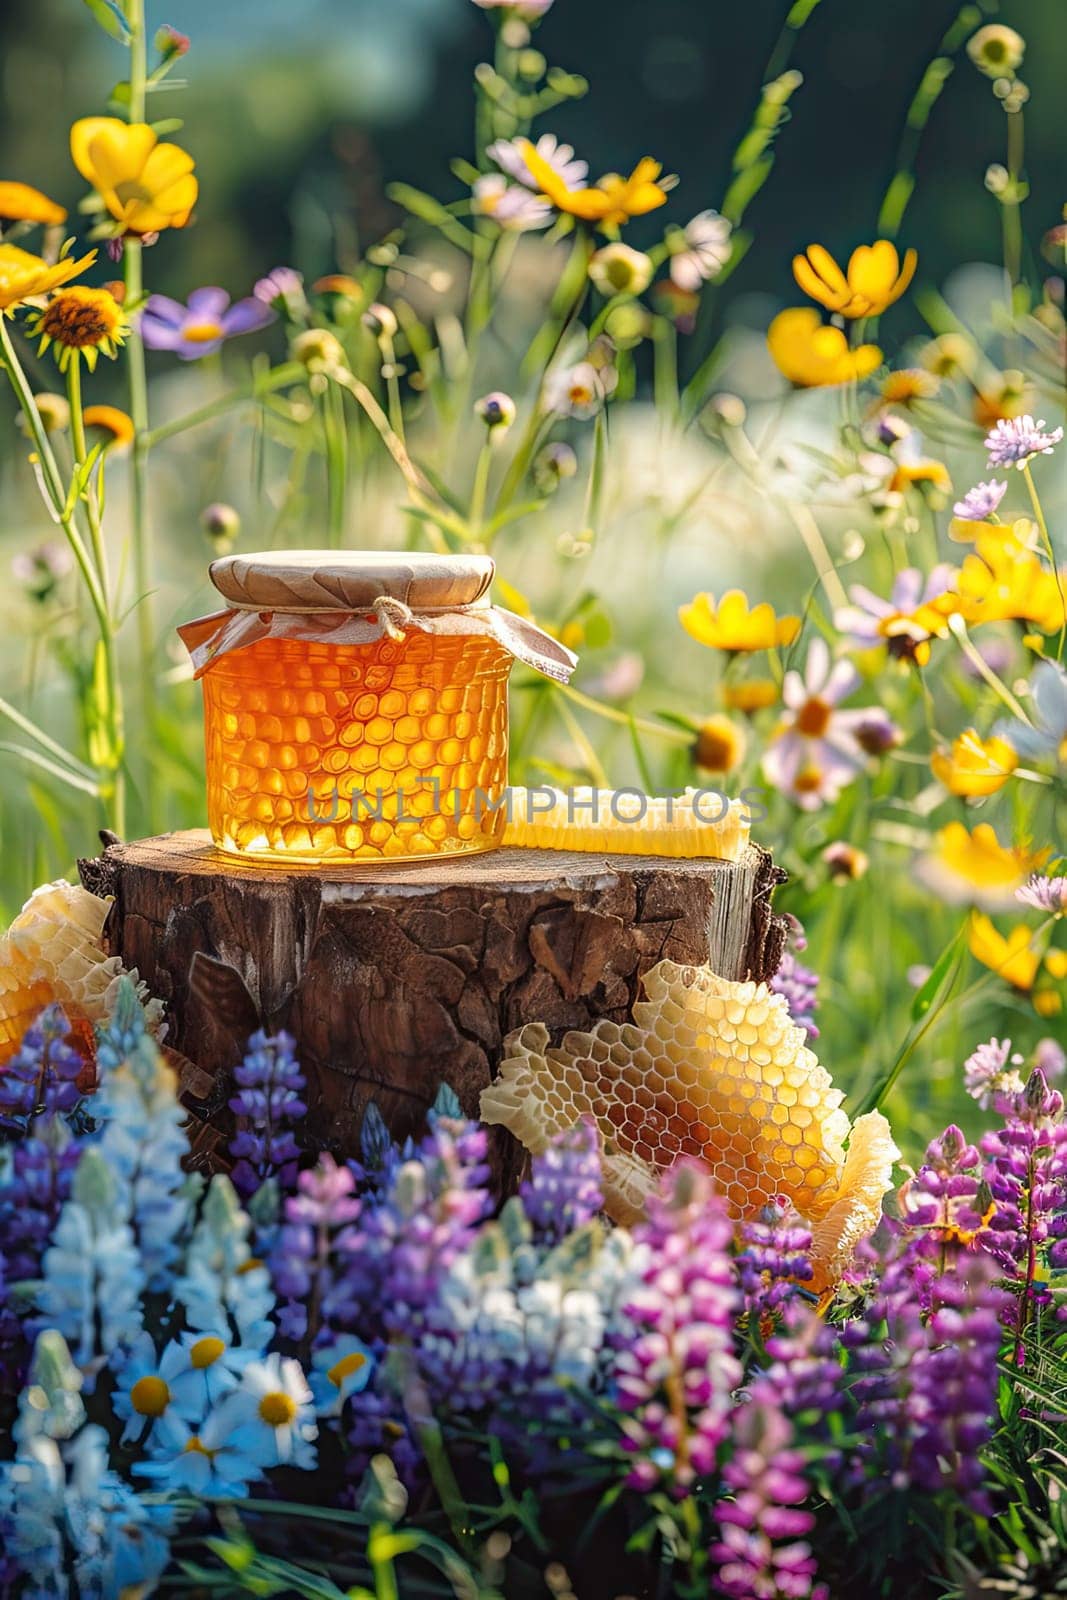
[0,0,1061,317]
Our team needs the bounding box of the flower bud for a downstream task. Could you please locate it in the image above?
[693,714,746,775]
[200,502,241,552]
[822,841,869,881]
[534,441,578,492]
[588,243,653,298]
[290,328,345,372]
[475,391,517,432]
[707,393,747,429]
[966,24,1025,79]
[155,23,190,57]
[362,302,398,340]
[20,393,70,435]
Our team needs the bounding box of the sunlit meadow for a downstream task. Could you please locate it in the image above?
[0,0,1065,1594]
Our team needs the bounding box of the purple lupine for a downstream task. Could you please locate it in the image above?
[271,1154,362,1344]
[841,1234,1007,1507]
[229,1029,306,1198]
[770,951,820,1040]
[0,1005,83,1131]
[140,287,275,360]
[737,1199,814,1320]
[520,1117,603,1242]
[899,1126,990,1283]
[979,1069,1067,1353]
[0,1116,80,1282]
[711,1393,828,1600]
[613,1162,741,1497]
[908,1251,1008,1512]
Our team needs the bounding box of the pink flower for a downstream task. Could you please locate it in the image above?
[761,638,869,810]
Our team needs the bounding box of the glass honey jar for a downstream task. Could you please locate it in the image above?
[178,551,576,865]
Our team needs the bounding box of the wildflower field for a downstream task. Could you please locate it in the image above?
[0,0,1065,1595]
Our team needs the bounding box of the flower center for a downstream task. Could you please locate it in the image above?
[258,1391,298,1427]
[795,697,832,737]
[794,765,824,794]
[190,1336,226,1370]
[328,1350,368,1388]
[131,1375,171,1417]
[183,1435,217,1458]
[569,382,594,405]
[183,319,224,343]
[40,290,119,349]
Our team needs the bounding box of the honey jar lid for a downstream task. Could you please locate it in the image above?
[209,550,495,613]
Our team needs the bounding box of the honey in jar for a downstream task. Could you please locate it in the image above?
[178,551,576,865]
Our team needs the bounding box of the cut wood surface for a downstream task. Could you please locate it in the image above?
[80,829,785,1174]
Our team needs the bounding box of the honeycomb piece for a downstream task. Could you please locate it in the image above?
[202,632,512,863]
[502,787,750,863]
[0,881,162,1066]
[481,959,897,1286]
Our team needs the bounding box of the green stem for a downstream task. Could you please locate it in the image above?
[467,435,493,540]
[0,321,125,832]
[322,381,348,548]
[1022,461,1066,662]
[557,682,691,744]
[1003,107,1025,291]
[66,355,109,590]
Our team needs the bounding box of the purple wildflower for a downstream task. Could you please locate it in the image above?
[770,952,820,1039]
[712,1387,828,1600]
[253,267,307,319]
[835,564,957,662]
[0,1005,83,1131]
[964,1037,1024,1111]
[952,479,1007,520]
[613,1163,741,1497]
[737,1199,814,1319]
[898,1126,989,1265]
[140,287,275,360]
[1016,873,1067,915]
[229,1029,306,1199]
[761,637,869,811]
[985,414,1063,469]
[979,1069,1067,1350]
[271,1155,362,1344]
[520,1118,603,1242]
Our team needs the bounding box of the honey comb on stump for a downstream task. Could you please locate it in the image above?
[79,829,786,1182]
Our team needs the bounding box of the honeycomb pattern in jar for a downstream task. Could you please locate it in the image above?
[480,958,898,1287]
[202,631,512,863]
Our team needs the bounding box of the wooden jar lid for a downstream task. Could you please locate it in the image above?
[209,550,495,612]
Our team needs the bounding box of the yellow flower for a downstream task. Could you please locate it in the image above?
[767,307,882,388]
[693,714,746,774]
[972,370,1029,427]
[588,242,653,297]
[680,589,801,653]
[888,458,952,494]
[957,530,1067,636]
[792,240,918,318]
[723,677,778,715]
[28,285,128,372]
[967,24,1025,78]
[931,730,1018,796]
[921,821,1049,910]
[70,117,197,235]
[83,404,135,449]
[0,181,67,227]
[518,140,669,228]
[0,242,96,314]
[878,368,939,406]
[968,913,1040,992]
[919,332,973,377]
[482,959,898,1288]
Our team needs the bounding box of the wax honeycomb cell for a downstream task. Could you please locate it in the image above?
[481,959,899,1287]
[202,632,512,864]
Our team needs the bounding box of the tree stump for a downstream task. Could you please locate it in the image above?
[79,829,785,1176]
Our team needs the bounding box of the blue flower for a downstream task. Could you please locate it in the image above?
[214,1353,318,1470]
[994,659,1067,762]
[135,1407,266,1498]
[309,1335,375,1416]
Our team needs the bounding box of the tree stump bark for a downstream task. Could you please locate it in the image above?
[80,829,785,1175]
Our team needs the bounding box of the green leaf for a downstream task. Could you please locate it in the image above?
[910,930,963,1023]
[82,0,130,41]
[0,743,100,797]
